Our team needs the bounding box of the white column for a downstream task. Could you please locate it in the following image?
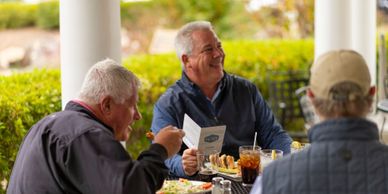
[352,0,376,85]
[378,35,387,101]
[315,0,376,85]
[314,0,353,61]
[60,0,121,108]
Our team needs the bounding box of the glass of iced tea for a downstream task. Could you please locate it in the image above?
[239,145,261,187]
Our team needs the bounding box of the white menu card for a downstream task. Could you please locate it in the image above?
[182,114,226,154]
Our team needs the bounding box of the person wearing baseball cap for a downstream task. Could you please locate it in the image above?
[251,50,388,194]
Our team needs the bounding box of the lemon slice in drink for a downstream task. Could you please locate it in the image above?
[291,141,302,149]
[271,150,277,160]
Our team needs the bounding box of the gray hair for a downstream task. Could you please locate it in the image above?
[174,21,216,69]
[78,58,140,104]
[311,81,372,118]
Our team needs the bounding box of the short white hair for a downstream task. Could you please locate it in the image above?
[78,58,140,104]
[174,21,216,69]
[311,82,373,118]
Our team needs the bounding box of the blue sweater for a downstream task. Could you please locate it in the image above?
[151,72,291,177]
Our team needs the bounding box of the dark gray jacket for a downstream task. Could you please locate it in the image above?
[7,101,168,194]
[263,118,388,194]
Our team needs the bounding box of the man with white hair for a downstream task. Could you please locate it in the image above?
[151,21,292,178]
[7,59,185,194]
[251,50,388,194]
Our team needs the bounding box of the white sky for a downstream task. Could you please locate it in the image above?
[23,0,150,3]
[23,0,41,4]
[247,0,279,12]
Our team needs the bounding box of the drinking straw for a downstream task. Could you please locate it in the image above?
[253,132,257,150]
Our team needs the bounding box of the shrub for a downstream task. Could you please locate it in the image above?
[156,0,232,29]
[0,69,61,193]
[0,2,36,29]
[0,1,59,30]
[123,54,181,157]
[121,1,158,28]
[223,39,314,96]
[35,1,59,29]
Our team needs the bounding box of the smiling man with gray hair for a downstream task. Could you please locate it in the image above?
[151,21,292,178]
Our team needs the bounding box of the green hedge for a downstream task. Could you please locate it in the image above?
[0,69,61,193]
[0,2,36,29]
[0,40,313,192]
[35,1,59,29]
[0,1,59,30]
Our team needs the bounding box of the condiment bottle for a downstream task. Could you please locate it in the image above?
[221,179,232,194]
[211,177,224,194]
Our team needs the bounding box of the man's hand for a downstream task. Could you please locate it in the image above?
[182,148,198,176]
[153,125,184,158]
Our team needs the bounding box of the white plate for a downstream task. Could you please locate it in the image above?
[217,171,242,182]
[156,180,212,194]
[216,162,241,182]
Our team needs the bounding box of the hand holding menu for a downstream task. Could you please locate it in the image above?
[182,114,226,154]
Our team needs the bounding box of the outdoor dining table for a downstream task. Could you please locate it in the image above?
[167,174,251,194]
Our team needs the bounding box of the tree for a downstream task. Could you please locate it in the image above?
[0,0,22,2]
[245,0,314,39]
[293,0,314,38]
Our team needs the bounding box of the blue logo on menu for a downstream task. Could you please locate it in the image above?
[204,134,219,143]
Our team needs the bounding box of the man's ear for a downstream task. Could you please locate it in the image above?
[100,96,112,114]
[369,86,376,96]
[307,88,315,99]
[182,54,190,69]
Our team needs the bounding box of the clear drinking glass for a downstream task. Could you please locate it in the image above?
[260,149,283,172]
[197,150,219,182]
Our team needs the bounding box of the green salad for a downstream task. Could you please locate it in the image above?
[156,179,212,194]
